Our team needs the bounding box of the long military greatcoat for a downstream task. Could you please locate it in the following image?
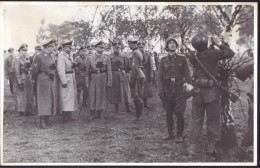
[13,54,34,112]
[31,51,57,116]
[85,53,112,111]
[57,51,78,112]
[108,52,131,104]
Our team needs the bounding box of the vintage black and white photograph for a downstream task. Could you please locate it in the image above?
[0,1,257,165]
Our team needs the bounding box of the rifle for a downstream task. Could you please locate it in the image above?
[183,43,240,103]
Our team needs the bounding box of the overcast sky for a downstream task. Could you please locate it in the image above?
[2,2,251,53]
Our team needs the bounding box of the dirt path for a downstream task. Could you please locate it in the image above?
[3,79,253,163]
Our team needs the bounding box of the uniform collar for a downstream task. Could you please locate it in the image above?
[168,52,177,60]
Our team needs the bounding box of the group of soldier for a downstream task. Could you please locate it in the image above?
[4,30,254,159]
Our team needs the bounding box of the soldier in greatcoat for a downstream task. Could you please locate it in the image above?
[4,48,15,95]
[138,39,154,108]
[108,39,133,113]
[57,41,78,122]
[85,41,112,120]
[13,44,34,116]
[31,39,58,128]
[127,36,146,121]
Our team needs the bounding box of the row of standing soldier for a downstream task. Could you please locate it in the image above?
[5,33,253,159]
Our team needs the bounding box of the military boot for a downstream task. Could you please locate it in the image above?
[45,116,52,127]
[114,103,119,113]
[143,98,151,108]
[163,132,175,141]
[82,92,88,107]
[62,111,69,123]
[97,110,104,120]
[88,110,95,120]
[40,116,47,129]
[67,111,76,121]
[136,101,143,120]
[125,102,134,113]
[176,117,184,143]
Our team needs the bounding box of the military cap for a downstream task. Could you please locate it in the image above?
[61,40,73,48]
[127,36,139,44]
[8,48,14,52]
[18,43,28,51]
[112,39,123,46]
[35,45,42,51]
[94,41,105,48]
[42,39,56,48]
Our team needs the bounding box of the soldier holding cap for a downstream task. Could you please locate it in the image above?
[108,38,133,113]
[57,40,78,122]
[4,48,15,95]
[73,46,88,107]
[138,39,154,108]
[13,43,34,116]
[85,41,112,120]
[188,33,235,157]
[158,36,191,142]
[127,36,145,121]
[31,39,58,128]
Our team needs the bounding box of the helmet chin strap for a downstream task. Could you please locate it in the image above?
[168,48,176,52]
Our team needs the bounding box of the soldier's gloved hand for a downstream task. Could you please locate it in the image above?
[159,92,165,101]
[49,63,56,70]
[48,73,55,81]
[18,84,24,90]
[62,83,68,88]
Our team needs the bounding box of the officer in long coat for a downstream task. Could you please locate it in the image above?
[85,41,112,120]
[57,41,78,122]
[32,39,57,129]
[138,39,154,108]
[4,48,15,95]
[13,44,34,116]
[158,36,191,142]
[73,46,88,107]
[127,36,146,121]
[30,45,43,110]
[108,39,133,113]
[188,34,235,157]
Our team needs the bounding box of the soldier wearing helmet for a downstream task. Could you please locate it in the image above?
[158,36,191,142]
[188,33,235,158]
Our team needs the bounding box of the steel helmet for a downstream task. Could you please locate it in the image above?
[165,36,178,51]
[191,33,208,51]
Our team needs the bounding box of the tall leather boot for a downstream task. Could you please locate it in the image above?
[62,111,68,122]
[143,98,151,108]
[40,116,47,129]
[163,131,175,141]
[136,100,143,120]
[125,102,134,113]
[82,92,87,107]
[114,103,119,113]
[97,110,104,120]
[45,116,52,127]
[77,89,81,104]
[67,111,75,121]
[176,116,184,143]
[88,110,95,120]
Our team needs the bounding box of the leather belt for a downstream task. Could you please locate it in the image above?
[66,71,74,74]
[90,70,106,74]
[40,71,49,75]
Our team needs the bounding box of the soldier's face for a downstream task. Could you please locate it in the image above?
[20,50,27,57]
[168,41,177,51]
[128,43,137,50]
[96,46,104,54]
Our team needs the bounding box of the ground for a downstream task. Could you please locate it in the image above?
[2,77,254,164]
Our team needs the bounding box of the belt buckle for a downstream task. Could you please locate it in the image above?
[97,70,100,73]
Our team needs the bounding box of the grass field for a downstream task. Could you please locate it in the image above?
[2,76,254,164]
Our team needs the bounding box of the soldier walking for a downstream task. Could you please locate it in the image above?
[32,39,58,129]
[158,36,191,141]
[138,39,154,108]
[188,34,235,157]
[57,41,78,122]
[109,39,133,113]
[13,44,34,116]
[4,48,15,95]
[85,41,112,120]
[127,36,146,121]
[73,47,89,107]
